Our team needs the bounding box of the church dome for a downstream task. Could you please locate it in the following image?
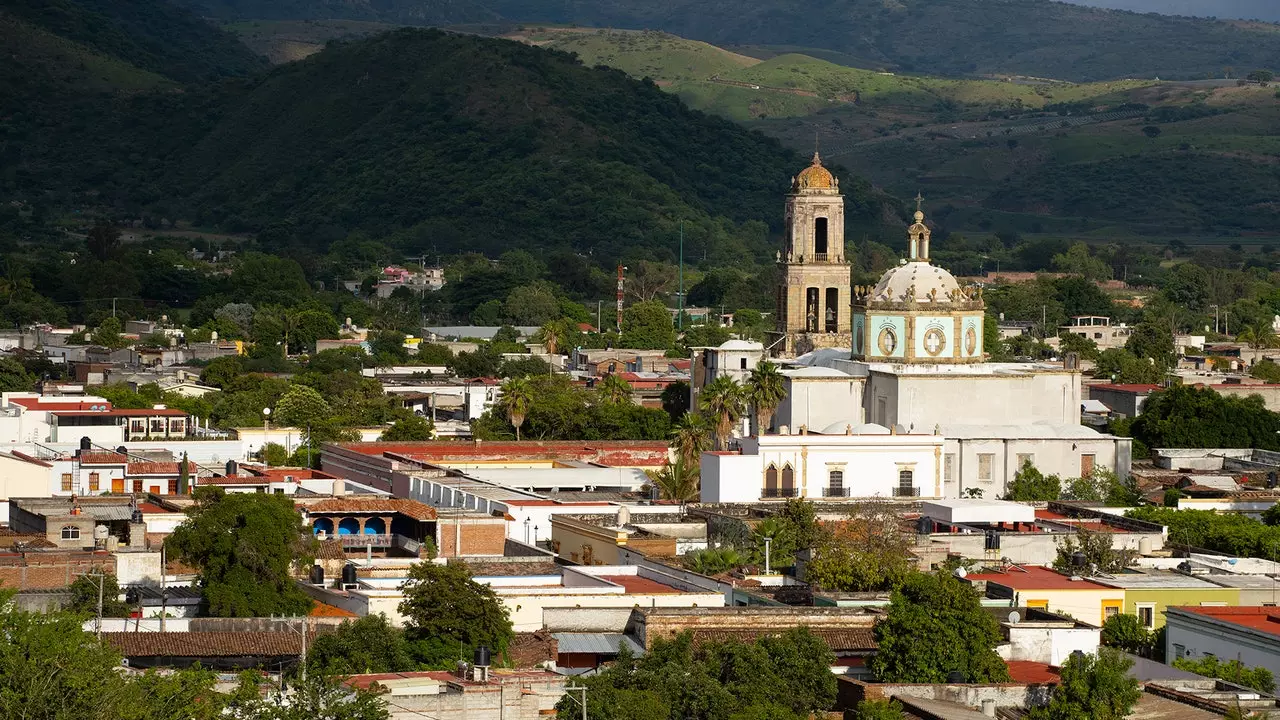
[870,261,961,304]
[793,152,836,191]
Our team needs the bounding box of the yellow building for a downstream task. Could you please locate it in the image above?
[1091,571,1240,630]
[967,566,1125,627]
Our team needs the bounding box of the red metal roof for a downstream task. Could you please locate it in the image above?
[52,408,187,417]
[598,575,683,594]
[1169,606,1280,638]
[966,565,1112,591]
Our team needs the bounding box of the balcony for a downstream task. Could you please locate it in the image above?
[761,487,799,499]
[339,533,423,555]
[823,487,850,497]
[893,487,921,498]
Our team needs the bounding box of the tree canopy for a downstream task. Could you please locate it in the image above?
[1029,649,1142,720]
[871,572,1009,683]
[397,561,514,664]
[1130,384,1280,450]
[167,489,316,617]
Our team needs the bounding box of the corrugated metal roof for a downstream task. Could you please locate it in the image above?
[83,506,135,521]
[552,633,644,655]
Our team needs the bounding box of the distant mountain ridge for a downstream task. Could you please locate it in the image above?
[175,0,1280,81]
[1057,0,1280,23]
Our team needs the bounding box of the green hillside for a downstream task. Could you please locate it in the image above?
[11,29,896,265]
[5,0,265,83]
[514,28,759,84]
[227,19,399,63]
[173,0,1280,82]
[0,13,169,95]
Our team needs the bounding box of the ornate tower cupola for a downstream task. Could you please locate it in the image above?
[770,153,852,357]
[850,197,986,364]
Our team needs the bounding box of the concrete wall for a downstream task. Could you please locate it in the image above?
[113,550,163,585]
[837,678,1053,713]
[776,376,864,432]
[550,517,626,565]
[700,453,760,503]
[0,454,51,522]
[945,436,1127,499]
[992,587,1124,628]
[1120,587,1241,629]
[865,370,1080,430]
[1003,625,1101,666]
[1166,612,1280,678]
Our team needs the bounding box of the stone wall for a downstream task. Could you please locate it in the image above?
[836,678,1052,713]
[0,551,115,590]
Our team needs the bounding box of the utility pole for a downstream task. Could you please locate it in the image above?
[1211,304,1220,334]
[616,265,625,332]
[677,221,684,331]
[564,684,588,720]
[596,301,602,333]
[160,543,167,632]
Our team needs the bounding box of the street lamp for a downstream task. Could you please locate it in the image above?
[262,407,272,468]
[524,517,531,544]
[763,536,772,575]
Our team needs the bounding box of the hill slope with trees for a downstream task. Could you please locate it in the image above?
[179,0,1280,81]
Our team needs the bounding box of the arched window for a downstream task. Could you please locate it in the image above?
[764,464,779,496]
[781,464,795,496]
[814,217,829,256]
[60,525,80,540]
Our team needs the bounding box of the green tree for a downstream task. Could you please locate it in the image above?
[699,375,745,450]
[1126,322,1175,367]
[746,361,786,434]
[646,453,700,503]
[871,572,1010,683]
[1100,613,1154,656]
[1131,384,1280,451]
[854,699,906,720]
[683,547,745,576]
[660,380,691,420]
[0,358,35,392]
[504,284,562,326]
[1095,348,1164,384]
[86,220,122,261]
[805,501,913,592]
[1142,125,1162,139]
[65,572,132,618]
[1004,461,1061,501]
[1239,325,1278,350]
[1053,528,1135,574]
[200,355,245,388]
[497,376,533,441]
[273,384,332,429]
[1173,656,1275,694]
[398,561,514,662]
[380,414,434,441]
[1252,359,1280,383]
[91,316,127,349]
[1051,242,1113,281]
[167,489,316,617]
[306,614,417,677]
[228,673,388,720]
[598,373,633,405]
[1029,649,1142,720]
[620,300,676,350]
[1058,333,1100,361]
[670,412,712,464]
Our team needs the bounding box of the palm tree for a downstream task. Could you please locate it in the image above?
[699,375,745,450]
[1239,325,1277,350]
[646,453,700,503]
[598,374,632,405]
[671,412,712,464]
[538,320,564,356]
[497,377,534,441]
[746,361,786,435]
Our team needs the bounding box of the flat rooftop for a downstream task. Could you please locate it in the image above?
[966,566,1113,592]
[338,441,670,468]
[1090,571,1229,591]
[922,499,1036,524]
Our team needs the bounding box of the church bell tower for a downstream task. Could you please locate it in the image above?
[771,153,852,357]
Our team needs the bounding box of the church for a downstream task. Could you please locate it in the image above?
[701,154,1131,503]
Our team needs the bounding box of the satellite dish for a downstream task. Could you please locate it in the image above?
[1008,611,1022,624]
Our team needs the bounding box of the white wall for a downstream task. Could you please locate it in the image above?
[1166,613,1280,678]
[865,370,1080,431]
[776,377,864,432]
[944,437,1126,499]
[113,550,163,585]
[0,454,50,521]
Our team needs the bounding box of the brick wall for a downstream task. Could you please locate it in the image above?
[0,552,116,590]
[437,517,507,558]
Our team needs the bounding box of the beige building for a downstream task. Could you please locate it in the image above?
[1060,316,1131,350]
[771,153,852,356]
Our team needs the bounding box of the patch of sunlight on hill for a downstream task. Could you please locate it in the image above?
[1,13,168,92]
[515,28,759,83]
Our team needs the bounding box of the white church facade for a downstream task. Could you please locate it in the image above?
[699,157,1131,503]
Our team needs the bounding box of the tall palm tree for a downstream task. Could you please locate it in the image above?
[497,377,534,441]
[746,361,787,435]
[1240,325,1277,350]
[598,374,632,405]
[538,320,564,356]
[646,453,700,503]
[699,376,745,450]
[671,412,712,464]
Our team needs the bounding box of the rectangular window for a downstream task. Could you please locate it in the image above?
[88,472,100,492]
[1104,605,1120,619]
[130,419,145,433]
[132,480,143,493]
[1081,454,1096,477]
[1173,644,1185,658]
[978,453,994,481]
[1015,453,1035,470]
[944,454,955,481]
[1137,604,1155,628]
[61,473,72,492]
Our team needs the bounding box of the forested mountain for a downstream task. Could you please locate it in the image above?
[7,27,894,265]
[1058,0,1280,22]
[176,0,1280,81]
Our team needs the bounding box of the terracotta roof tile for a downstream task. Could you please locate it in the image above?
[127,462,180,475]
[103,631,307,657]
[1006,660,1059,684]
[310,602,357,618]
[304,497,437,521]
[79,451,127,465]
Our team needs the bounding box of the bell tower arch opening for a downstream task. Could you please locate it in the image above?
[814,217,829,257]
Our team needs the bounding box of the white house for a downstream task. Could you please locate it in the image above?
[1165,606,1280,678]
[690,339,765,409]
[700,423,945,503]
